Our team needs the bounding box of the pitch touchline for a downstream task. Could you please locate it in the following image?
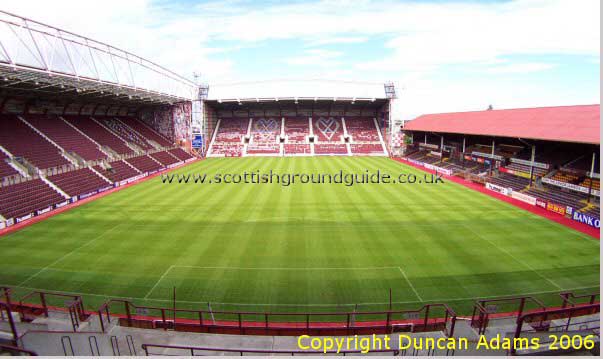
[6,283,598,307]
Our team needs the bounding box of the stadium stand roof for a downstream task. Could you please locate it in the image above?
[204,97,388,111]
[208,79,388,101]
[0,10,197,104]
[405,104,600,144]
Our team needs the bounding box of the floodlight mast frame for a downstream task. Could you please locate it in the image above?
[0,10,197,104]
[191,73,209,155]
[383,81,397,154]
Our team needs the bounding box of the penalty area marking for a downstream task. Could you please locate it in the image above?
[144,265,423,302]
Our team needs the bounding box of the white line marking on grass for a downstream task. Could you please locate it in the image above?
[397,267,423,302]
[173,265,401,271]
[17,223,122,287]
[5,283,598,307]
[144,265,421,303]
[464,225,564,291]
[144,265,175,299]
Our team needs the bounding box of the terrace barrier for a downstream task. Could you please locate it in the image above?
[510,303,600,355]
[97,299,457,337]
[470,296,546,335]
[17,291,87,331]
[141,343,401,356]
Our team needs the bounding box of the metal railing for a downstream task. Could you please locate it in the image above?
[470,296,547,335]
[141,343,401,356]
[510,303,600,355]
[97,299,457,337]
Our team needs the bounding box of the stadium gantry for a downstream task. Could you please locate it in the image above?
[0,9,600,357]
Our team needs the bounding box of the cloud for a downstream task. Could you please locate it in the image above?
[481,63,557,74]
[304,36,368,47]
[1,0,599,120]
[286,49,343,66]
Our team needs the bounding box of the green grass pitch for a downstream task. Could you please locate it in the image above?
[0,157,599,316]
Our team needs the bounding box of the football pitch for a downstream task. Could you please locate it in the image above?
[0,157,599,316]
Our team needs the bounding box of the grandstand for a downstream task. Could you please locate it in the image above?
[0,10,196,228]
[204,98,389,157]
[401,104,600,230]
[0,9,600,358]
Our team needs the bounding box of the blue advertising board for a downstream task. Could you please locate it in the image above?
[192,134,203,149]
[566,207,600,229]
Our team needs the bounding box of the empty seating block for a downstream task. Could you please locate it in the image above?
[120,117,173,147]
[65,117,133,155]
[98,117,153,150]
[580,178,600,191]
[488,173,530,191]
[210,143,244,157]
[214,119,249,142]
[406,150,442,165]
[0,115,69,169]
[312,117,344,142]
[284,118,309,143]
[350,143,385,155]
[581,206,600,218]
[209,119,249,156]
[284,144,311,155]
[125,155,164,173]
[26,115,107,161]
[93,160,140,183]
[524,185,593,210]
[48,168,110,197]
[552,171,580,184]
[149,151,180,166]
[346,118,385,155]
[247,118,280,155]
[0,179,65,219]
[345,118,380,142]
[314,143,348,155]
[506,162,548,177]
[168,148,194,161]
[283,118,310,155]
[405,150,431,161]
[0,152,18,179]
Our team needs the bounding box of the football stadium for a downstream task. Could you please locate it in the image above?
[0,3,600,357]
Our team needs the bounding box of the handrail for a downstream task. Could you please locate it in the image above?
[97,298,457,337]
[100,298,455,317]
[0,344,38,356]
[0,302,18,346]
[141,343,400,356]
[510,303,600,355]
[560,291,599,308]
[470,295,547,335]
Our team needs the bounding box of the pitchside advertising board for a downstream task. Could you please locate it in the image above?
[485,182,511,196]
[485,182,600,229]
[510,191,537,206]
[403,158,452,176]
[566,207,601,229]
[192,134,203,149]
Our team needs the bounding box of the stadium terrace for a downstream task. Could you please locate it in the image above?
[0,8,600,358]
